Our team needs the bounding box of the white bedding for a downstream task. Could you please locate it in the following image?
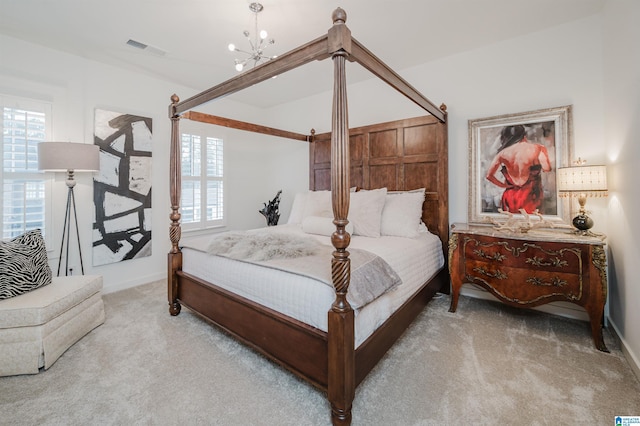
[180,223,444,347]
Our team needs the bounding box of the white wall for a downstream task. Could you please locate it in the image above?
[0,34,294,293]
[602,0,640,377]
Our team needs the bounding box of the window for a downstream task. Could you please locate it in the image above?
[1,95,52,240]
[181,132,224,229]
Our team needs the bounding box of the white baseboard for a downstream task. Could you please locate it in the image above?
[101,271,166,294]
[607,318,640,383]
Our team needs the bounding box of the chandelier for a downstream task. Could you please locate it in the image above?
[227,2,276,72]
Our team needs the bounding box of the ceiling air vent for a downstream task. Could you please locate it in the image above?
[126,39,166,56]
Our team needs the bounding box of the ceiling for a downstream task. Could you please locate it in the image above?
[0,0,605,109]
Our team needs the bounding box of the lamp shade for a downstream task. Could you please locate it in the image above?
[38,142,100,172]
[557,165,608,193]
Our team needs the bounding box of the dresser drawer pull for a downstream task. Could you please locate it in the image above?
[473,249,507,262]
[473,267,507,280]
[526,276,568,287]
[525,256,569,268]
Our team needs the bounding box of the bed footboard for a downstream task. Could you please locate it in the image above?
[176,271,329,389]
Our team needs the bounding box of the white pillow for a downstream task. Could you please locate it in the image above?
[287,192,309,225]
[380,188,425,238]
[289,189,356,225]
[302,216,354,236]
[348,188,387,237]
[302,190,332,219]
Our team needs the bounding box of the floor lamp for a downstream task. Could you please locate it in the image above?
[38,142,100,276]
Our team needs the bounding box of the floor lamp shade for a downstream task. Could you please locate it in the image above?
[37,142,100,276]
[37,142,100,172]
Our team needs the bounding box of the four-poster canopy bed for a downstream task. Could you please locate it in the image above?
[168,8,448,425]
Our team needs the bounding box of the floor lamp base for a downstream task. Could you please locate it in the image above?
[57,176,85,277]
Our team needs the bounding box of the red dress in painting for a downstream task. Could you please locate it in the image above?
[500,164,543,213]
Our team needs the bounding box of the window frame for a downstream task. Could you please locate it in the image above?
[180,130,225,232]
[1,94,53,244]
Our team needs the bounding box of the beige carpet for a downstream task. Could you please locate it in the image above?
[1,280,639,425]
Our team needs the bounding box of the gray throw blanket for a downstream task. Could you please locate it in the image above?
[206,231,402,309]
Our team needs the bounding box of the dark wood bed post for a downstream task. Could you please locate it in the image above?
[327,8,355,426]
[168,94,182,316]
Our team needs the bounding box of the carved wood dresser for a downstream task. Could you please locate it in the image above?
[448,223,608,351]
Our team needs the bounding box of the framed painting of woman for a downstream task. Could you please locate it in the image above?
[468,105,573,225]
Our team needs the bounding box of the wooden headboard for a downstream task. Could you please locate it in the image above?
[310,115,449,254]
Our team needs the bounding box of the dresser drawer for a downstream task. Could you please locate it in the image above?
[463,260,583,303]
[461,235,583,270]
[460,235,585,304]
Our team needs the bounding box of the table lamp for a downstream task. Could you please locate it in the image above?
[38,142,100,276]
[557,158,608,234]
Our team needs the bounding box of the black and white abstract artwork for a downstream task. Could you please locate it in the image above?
[92,109,152,266]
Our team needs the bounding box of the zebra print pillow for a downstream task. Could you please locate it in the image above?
[0,229,52,300]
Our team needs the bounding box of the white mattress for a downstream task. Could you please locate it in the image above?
[181,224,444,347]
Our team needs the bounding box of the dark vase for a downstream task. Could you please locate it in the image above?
[572,214,594,231]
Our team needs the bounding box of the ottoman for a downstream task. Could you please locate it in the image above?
[0,275,105,376]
